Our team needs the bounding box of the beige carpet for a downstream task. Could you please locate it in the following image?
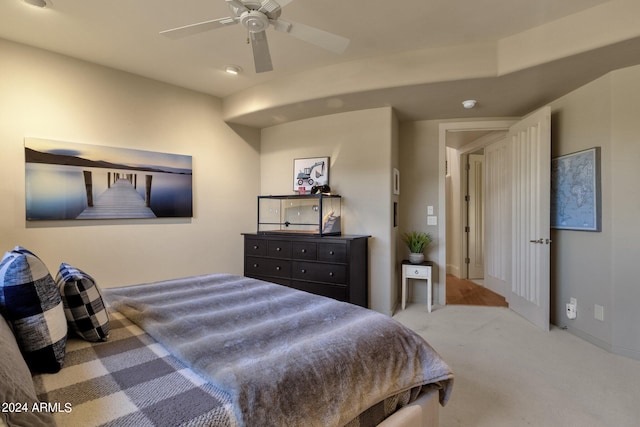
[393,304,640,427]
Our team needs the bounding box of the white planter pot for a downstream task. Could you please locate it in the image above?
[409,253,424,264]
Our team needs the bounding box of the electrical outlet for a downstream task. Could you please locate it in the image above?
[595,304,604,321]
[566,303,577,319]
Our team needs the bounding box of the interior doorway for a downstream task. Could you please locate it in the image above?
[440,122,513,308]
[438,109,552,330]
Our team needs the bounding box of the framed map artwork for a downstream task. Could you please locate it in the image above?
[551,147,601,231]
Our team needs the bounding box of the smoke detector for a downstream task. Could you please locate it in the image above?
[462,100,477,109]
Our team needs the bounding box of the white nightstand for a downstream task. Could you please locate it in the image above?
[401,260,433,312]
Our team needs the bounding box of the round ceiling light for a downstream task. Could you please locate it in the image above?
[225,65,242,75]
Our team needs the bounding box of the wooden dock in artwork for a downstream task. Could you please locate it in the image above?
[76,178,156,219]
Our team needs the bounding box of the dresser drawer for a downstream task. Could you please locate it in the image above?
[245,238,266,256]
[291,281,347,302]
[243,233,369,308]
[267,240,292,258]
[291,241,317,260]
[292,261,346,284]
[246,256,291,278]
[317,243,347,263]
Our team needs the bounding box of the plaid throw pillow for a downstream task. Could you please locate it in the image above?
[56,263,110,342]
[0,247,67,373]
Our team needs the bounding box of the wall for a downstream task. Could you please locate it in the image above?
[609,66,640,359]
[390,112,400,311]
[398,121,442,303]
[0,39,261,287]
[260,108,395,315]
[549,73,613,347]
[550,65,640,359]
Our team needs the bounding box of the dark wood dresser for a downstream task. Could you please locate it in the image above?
[243,233,370,307]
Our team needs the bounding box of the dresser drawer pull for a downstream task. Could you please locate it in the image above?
[301,249,307,253]
[253,263,259,268]
[300,269,306,274]
[276,266,281,271]
[329,250,335,255]
[329,272,334,277]
[276,247,282,251]
[253,245,259,250]
[415,270,420,275]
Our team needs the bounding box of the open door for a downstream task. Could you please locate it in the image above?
[508,106,551,331]
[484,138,509,298]
[467,153,485,280]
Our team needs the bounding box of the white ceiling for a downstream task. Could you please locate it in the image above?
[2,0,639,128]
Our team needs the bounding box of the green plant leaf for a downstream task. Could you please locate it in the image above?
[401,231,432,253]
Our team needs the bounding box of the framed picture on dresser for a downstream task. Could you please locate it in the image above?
[293,157,329,191]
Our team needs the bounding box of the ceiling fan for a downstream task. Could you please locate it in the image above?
[160,0,350,73]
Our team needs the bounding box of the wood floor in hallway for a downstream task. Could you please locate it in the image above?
[446,274,508,307]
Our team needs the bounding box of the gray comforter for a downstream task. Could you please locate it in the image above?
[104,274,453,427]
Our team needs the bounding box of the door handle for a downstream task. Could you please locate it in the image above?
[529,238,552,244]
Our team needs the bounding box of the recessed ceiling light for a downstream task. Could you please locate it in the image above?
[462,100,477,109]
[225,65,242,75]
[24,0,48,8]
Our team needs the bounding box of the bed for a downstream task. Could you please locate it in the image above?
[6,273,453,427]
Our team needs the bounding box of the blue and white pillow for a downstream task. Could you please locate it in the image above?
[56,263,110,342]
[0,247,67,373]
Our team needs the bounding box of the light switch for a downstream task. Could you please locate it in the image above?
[427,205,434,215]
[427,216,437,226]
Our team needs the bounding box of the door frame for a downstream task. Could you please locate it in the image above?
[438,120,517,306]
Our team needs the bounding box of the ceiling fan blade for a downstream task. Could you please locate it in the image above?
[275,19,350,54]
[250,31,273,73]
[258,0,281,14]
[225,0,249,14]
[160,17,239,39]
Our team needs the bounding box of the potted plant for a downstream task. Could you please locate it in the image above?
[402,231,432,264]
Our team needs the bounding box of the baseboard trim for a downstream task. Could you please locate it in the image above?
[611,345,640,361]
[558,324,640,361]
[446,264,459,276]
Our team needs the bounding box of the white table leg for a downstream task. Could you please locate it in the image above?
[402,275,407,310]
[427,278,432,313]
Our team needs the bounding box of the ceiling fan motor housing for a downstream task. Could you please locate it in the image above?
[241,10,270,33]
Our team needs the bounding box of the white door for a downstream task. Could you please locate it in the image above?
[484,138,509,298]
[508,107,551,331]
[467,154,484,279]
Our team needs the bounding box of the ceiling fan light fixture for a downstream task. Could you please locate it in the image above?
[24,0,48,8]
[241,11,269,33]
[462,99,477,109]
[225,65,242,75]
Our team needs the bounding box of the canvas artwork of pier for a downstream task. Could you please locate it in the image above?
[25,138,192,221]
